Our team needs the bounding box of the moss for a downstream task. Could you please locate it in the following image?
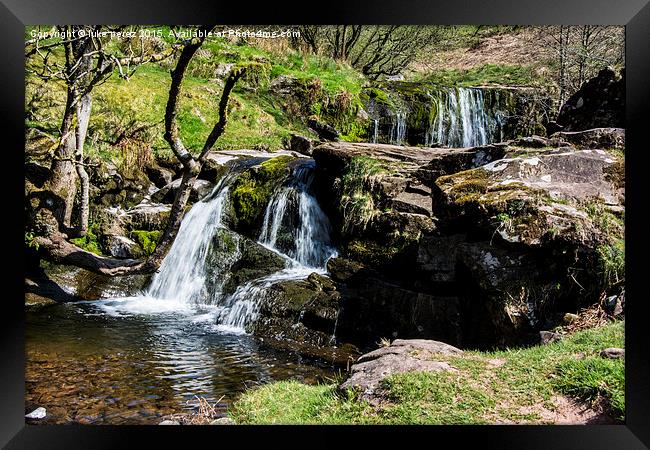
[230,156,293,230]
[346,238,408,267]
[70,222,104,255]
[130,230,161,256]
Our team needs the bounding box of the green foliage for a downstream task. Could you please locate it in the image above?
[25,231,39,250]
[70,222,103,255]
[130,230,161,256]
[597,239,625,286]
[339,157,386,233]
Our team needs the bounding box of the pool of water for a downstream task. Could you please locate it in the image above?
[25,300,338,425]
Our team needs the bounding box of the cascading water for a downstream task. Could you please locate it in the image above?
[425,87,504,148]
[390,110,408,145]
[218,160,337,330]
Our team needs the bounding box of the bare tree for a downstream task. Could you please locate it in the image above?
[26,25,173,236]
[291,26,444,79]
[29,27,247,276]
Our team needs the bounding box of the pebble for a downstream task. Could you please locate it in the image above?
[25,407,47,419]
[159,420,181,425]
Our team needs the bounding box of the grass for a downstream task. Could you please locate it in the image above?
[421,64,545,88]
[229,321,624,424]
[339,156,386,233]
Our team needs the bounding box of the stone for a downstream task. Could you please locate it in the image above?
[539,331,563,345]
[159,420,181,425]
[289,134,313,156]
[563,313,579,324]
[308,119,340,142]
[104,235,142,259]
[214,63,235,78]
[550,128,625,150]
[339,339,461,401]
[554,68,624,132]
[210,417,235,425]
[600,348,625,359]
[125,202,171,231]
[144,165,174,189]
[25,407,47,419]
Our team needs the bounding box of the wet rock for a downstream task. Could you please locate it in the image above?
[554,68,624,132]
[339,339,461,401]
[600,347,625,359]
[289,134,313,156]
[125,202,171,231]
[539,331,563,345]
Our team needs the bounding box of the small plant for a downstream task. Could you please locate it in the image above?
[339,156,385,233]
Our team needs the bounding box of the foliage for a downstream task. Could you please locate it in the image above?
[130,230,161,256]
[70,222,104,255]
[339,156,386,233]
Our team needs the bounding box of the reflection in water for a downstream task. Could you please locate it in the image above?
[26,301,336,425]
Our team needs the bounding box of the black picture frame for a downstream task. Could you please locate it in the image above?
[4,0,649,447]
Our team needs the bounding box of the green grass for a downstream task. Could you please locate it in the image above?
[230,321,624,424]
[421,64,546,88]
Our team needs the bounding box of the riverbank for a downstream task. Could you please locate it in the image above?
[227,320,624,425]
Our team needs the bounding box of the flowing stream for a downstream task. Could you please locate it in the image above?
[26,158,339,424]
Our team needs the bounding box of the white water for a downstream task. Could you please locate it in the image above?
[390,110,408,145]
[426,87,504,148]
[96,160,337,334]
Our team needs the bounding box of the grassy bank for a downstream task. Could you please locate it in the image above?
[229,321,624,424]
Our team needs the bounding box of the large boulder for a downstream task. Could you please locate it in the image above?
[339,339,462,402]
[289,134,314,156]
[144,165,174,189]
[308,119,339,142]
[553,68,625,132]
[125,202,171,231]
[103,235,143,259]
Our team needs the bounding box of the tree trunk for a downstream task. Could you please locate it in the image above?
[73,93,93,237]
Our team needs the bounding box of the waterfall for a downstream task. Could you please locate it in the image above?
[259,161,337,269]
[219,161,338,330]
[146,173,238,303]
[426,87,500,148]
[372,119,379,144]
[390,110,407,145]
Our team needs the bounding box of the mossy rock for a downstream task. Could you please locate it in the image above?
[230,155,295,233]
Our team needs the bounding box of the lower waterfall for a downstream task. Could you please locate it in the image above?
[101,159,337,334]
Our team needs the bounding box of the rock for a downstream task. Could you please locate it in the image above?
[103,235,143,259]
[144,165,174,189]
[214,63,235,78]
[434,148,624,246]
[339,339,461,401]
[159,420,181,425]
[269,75,299,95]
[289,134,313,156]
[563,313,579,324]
[210,417,235,425]
[550,128,625,150]
[308,118,340,142]
[539,331,563,345]
[152,178,215,204]
[25,407,47,419]
[600,348,625,359]
[25,162,51,189]
[199,154,229,182]
[555,68,624,132]
[125,202,171,231]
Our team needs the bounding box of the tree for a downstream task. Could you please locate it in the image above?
[26,25,172,236]
[29,26,247,276]
[291,26,445,79]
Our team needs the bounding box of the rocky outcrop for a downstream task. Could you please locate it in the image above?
[339,339,462,401]
[553,68,625,132]
[289,134,314,156]
[550,128,625,151]
[144,165,174,189]
[308,119,339,142]
[125,202,171,231]
[312,139,624,349]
